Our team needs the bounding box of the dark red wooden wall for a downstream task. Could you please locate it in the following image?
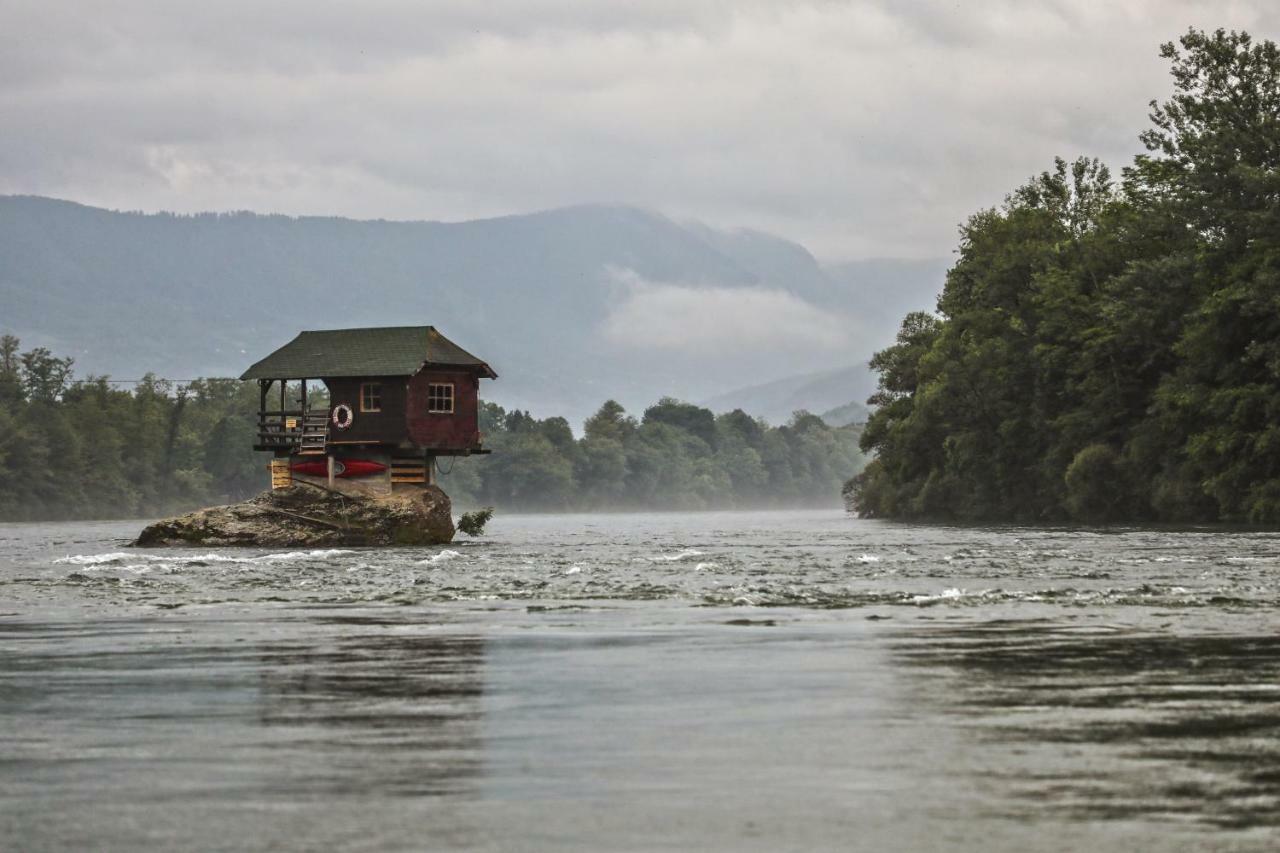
[321,370,481,452]
[406,369,480,451]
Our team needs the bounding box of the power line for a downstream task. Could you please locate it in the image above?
[79,378,237,384]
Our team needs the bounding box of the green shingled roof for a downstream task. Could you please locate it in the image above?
[240,326,496,380]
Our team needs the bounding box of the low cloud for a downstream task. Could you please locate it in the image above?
[600,269,846,358]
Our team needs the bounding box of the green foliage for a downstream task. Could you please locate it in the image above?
[440,400,864,512]
[0,343,266,521]
[643,397,717,448]
[0,336,865,520]
[852,28,1280,524]
[0,335,25,406]
[456,507,494,536]
[1063,444,1121,522]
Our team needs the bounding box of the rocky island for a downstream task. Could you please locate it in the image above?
[134,484,455,547]
[130,323,496,549]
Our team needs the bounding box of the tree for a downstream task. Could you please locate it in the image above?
[575,435,628,503]
[852,29,1280,524]
[583,400,636,443]
[642,398,717,450]
[20,347,74,402]
[0,335,23,405]
[1131,29,1280,252]
[1136,30,1280,522]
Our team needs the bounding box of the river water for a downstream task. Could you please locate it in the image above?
[2,511,1278,851]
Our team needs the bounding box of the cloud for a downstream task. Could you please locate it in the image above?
[599,268,847,358]
[1,1,1277,259]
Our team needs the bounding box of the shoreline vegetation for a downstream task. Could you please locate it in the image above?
[0,337,864,522]
[848,29,1280,525]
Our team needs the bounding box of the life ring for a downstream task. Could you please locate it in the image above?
[331,403,355,431]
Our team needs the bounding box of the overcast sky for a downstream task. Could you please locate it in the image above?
[1,1,1275,261]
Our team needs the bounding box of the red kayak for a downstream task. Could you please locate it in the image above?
[290,459,388,478]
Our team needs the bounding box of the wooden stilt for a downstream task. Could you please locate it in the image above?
[327,454,336,488]
[270,458,292,490]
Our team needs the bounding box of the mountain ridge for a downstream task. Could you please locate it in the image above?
[0,195,945,424]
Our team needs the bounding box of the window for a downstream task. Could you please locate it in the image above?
[427,383,454,414]
[360,383,382,412]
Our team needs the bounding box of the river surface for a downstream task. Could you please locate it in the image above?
[2,511,1278,851]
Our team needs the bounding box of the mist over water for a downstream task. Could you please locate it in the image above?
[2,511,1278,851]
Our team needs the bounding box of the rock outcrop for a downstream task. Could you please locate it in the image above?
[134,484,455,547]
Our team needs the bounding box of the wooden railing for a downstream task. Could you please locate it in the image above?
[254,409,306,452]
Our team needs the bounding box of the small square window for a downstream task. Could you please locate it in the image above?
[427,383,454,414]
[360,383,382,412]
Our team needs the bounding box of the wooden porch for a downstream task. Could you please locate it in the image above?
[253,379,329,454]
[254,410,329,454]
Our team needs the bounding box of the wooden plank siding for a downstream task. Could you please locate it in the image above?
[319,369,483,453]
[406,369,481,452]
[390,459,428,484]
[322,375,410,447]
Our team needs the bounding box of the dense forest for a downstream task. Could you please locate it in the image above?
[439,399,862,511]
[0,335,863,521]
[848,29,1280,524]
[0,336,263,521]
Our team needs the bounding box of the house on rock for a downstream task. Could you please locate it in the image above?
[241,326,496,494]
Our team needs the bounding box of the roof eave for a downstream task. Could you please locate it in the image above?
[411,360,499,380]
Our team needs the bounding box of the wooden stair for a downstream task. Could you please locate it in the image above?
[297,412,329,455]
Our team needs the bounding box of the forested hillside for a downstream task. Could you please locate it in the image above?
[849,30,1280,524]
[700,365,875,427]
[0,336,862,521]
[0,199,920,425]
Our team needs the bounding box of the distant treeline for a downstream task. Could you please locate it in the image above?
[0,336,263,521]
[0,336,864,521]
[439,400,863,511]
[849,30,1280,524]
